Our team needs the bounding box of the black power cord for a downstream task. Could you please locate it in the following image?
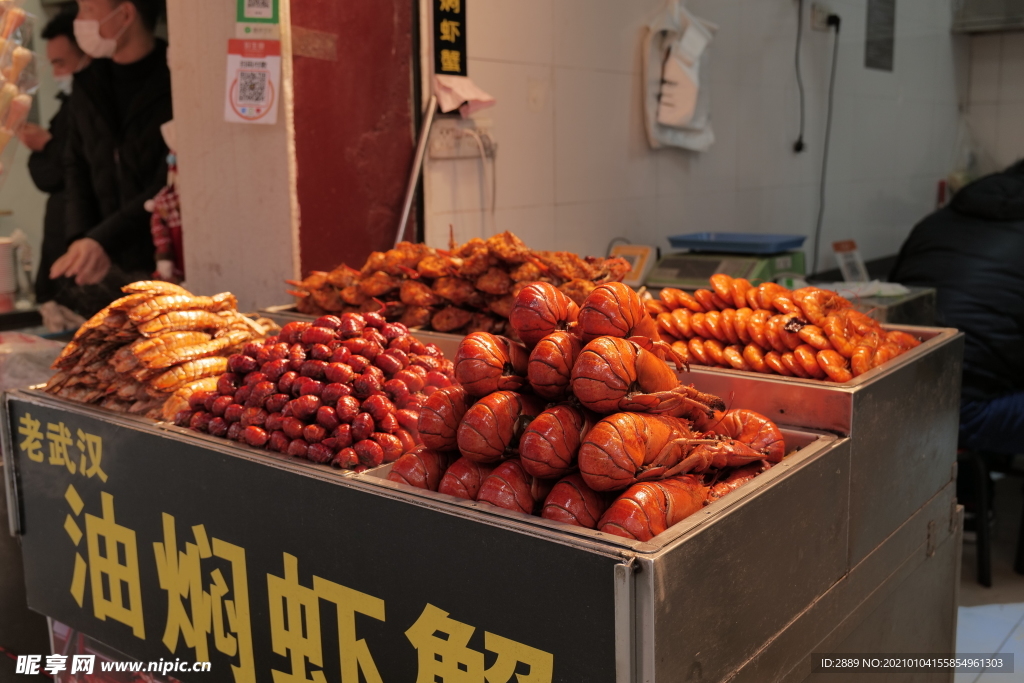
[811,13,841,276]
[794,0,806,153]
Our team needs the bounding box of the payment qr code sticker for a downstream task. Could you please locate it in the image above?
[238,71,268,104]
[243,0,274,19]
[226,39,280,124]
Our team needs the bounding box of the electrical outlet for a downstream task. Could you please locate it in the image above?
[810,1,832,30]
[429,117,497,160]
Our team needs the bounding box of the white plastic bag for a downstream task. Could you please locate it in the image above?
[0,331,64,391]
[643,0,718,152]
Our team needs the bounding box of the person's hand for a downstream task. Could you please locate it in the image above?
[39,300,85,333]
[50,238,111,286]
[17,123,51,152]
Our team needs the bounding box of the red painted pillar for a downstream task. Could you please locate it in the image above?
[289,0,416,275]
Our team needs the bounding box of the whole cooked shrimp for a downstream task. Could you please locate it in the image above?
[793,287,852,326]
[746,310,772,349]
[850,329,883,377]
[742,343,769,373]
[723,345,752,371]
[659,288,704,313]
[797,324,834,351]
[693,289,729,312]
[657,312,682,341]
[817,349,853,383]
[823,309,879,358]
[794,344,827,378]
[710,274,736,304]
[703,339,727,366]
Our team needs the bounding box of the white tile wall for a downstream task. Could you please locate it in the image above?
[968,32,1024,172]
[425,0,967,274]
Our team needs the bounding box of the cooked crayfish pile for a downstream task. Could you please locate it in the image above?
[647,275,922,382]
[387,281,788,542]
[172,313,456,470]
[45,282,275,419]
[287,231,631,337]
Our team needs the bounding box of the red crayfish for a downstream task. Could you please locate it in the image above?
[520,404,596,479]
[477,459,554,515]
[578,413,767,492]
[509,282,580,346]
[418,385,472,452]
[571,337,722,418]
[456,391,546,463]
[454,332,529,397]
[387,447,454,491]
[707,462,771,503]
[693,409,786,464]
[597,476,709,541]
[541,473,610,529]
[527,331,582,401]
[438,457,496,500]
[576,282,663,344]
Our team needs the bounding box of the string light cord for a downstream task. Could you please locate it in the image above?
[794,0,807,153]
[811,14,841,276]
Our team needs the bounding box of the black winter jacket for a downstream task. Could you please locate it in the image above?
[64,41,171,275]
[28,93,71,303]
[890,163,1024,403]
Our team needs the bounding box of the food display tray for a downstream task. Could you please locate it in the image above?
[187,305,966,571]
[681,325,963,568]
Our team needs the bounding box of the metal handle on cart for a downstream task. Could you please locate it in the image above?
[615,558,636,682]
[1,393,22,536]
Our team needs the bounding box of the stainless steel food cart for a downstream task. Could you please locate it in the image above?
[1,324,963,682]
[687,326,963,568]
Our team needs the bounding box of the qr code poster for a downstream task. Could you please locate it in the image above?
[224,39,281,125]
[237,0,278,22]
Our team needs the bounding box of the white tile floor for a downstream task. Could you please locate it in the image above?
[957,475,1024,682]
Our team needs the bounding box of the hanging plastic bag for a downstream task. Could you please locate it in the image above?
[643,0,718,152]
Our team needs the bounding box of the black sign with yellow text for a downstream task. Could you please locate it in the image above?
[5,392,621,682]
[434,0,468,76]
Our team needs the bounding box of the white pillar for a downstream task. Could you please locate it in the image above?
[166,0,300,310]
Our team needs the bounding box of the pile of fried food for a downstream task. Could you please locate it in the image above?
[287,231,632,337]
[386,281,787,542]
[647,275,922,382]
[45,281,276,420]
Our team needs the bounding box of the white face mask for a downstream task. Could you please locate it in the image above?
[54,73,73,95]
[74,7,129,60]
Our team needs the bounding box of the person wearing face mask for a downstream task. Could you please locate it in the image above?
[48,0,170,316]
[18,7,89,323]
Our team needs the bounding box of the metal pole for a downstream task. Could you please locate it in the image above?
[395,94,437,248]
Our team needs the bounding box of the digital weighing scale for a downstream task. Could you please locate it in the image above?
[645,251,806,290]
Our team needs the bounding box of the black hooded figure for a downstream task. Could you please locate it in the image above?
[890,159,1024,455]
